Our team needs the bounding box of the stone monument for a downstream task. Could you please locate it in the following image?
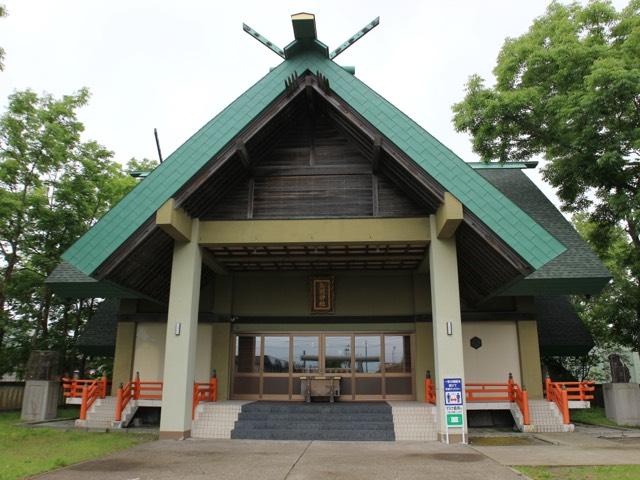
[603,353,640,426]
[20,350,60,421]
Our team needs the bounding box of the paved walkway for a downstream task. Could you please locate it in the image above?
[472,429,640,467]
[33,425,640,479]
[35,439,523,480]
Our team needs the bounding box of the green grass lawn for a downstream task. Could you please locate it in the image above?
[0,410,156,480]
[517,465,640,480]
[571,407,640,428]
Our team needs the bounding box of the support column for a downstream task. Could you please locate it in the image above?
[517,320,544,399]
[159,220,202,439]
[429,212,467,442]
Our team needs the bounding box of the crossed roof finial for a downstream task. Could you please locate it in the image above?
[243,13,379,60]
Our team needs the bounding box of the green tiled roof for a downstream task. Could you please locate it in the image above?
[478,169,610,295]
[61,50,565,277]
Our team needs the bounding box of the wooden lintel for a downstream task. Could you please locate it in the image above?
[435,192,463,239]
[372,135,382,173]
[201,249,228,275]
[236,140,251,169]
[155,198,192,242]
[199,217,430,246]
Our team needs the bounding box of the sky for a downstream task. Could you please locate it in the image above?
[0,0,628,207]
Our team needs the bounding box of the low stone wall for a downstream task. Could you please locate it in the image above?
[0,382,25,410]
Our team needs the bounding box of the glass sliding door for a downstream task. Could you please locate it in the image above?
[230,332,415,401]
[262,336,290,397]
[354,335,383,398]
[291,335,320,400]
[232,335,261,396]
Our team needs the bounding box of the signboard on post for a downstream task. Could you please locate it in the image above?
[443,377,466,444]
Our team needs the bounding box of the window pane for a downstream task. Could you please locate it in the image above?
[384,335,411,373]
[325,336,352,373]
[354,336,381,373]
[235,336,260,373]
[263,336,290,373]
[293,336,319,373]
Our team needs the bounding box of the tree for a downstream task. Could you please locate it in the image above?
[0,5,7,71]
[0,88,155,376]
[452,0,640,352]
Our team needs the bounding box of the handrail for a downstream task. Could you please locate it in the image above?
[545,379,595,401]
[62,375,108,420]
[62,376,109,399]
[466,383,511,403]
[545,379,570,424]
[192,376,218,419]
[115,373,164,422]
[79,379,100,420]
[512,383,530,425]
[424,375,436,405]
[422,372,530,425]
[115,382,133,422]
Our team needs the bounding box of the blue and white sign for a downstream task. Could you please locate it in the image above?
[444,377,463,406]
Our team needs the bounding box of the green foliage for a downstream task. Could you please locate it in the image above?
[453,1,640,351]
[0,411,155,480]
[0,5,6,71]
[0,88,156,376]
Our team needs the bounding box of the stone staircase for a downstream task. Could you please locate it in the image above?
[388,402,438,441]
[192,401,247,439]
[511,399,574,433]
[229,402,397,441]
[74,396,138,430]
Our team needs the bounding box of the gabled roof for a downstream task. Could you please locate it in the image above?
[59,48,565,280]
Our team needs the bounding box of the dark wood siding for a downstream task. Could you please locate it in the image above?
[200,112,424,220]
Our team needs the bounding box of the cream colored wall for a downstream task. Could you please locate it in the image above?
[462,321,521,384]
[414,322,434,402]
[133,323,166,380]
[195,324,213,382]
[132,322,213,382]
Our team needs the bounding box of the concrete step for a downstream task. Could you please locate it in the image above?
[231,428,395,441]
[235,420,395,431]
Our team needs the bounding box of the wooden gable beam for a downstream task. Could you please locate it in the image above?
[435,192,463,239]
[236,140,251,169]
[372,135,382,173]
[156,198,193,242]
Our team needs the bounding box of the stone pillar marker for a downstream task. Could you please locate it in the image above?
[21,351,60,421]
[428,195,467,442]
[159,219,202,439]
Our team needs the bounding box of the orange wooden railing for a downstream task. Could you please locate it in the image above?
[544,378,594,424]
[192,375,218,419]
[545,378,595,402]
[511,381,530,426]
[423,372,530,425]
[546,379,570,424]
[424,373,436,405]
[62,375,108,399]
[62,375,108,420]
[114,372,164,422]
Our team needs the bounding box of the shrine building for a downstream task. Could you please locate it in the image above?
[47,13,608,442]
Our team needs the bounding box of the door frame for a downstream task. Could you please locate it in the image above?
[230,331,416,401]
